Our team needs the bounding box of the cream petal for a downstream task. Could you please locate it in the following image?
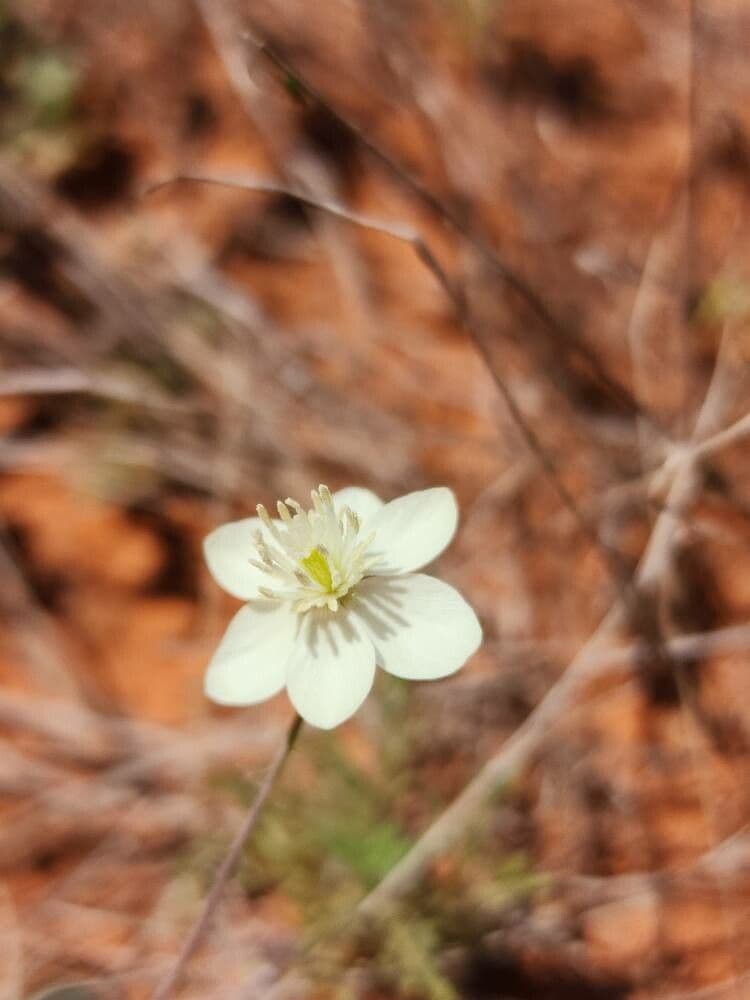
[351,574,481,680]
[332,486,384,525]
[203,517,269,600]
[285,609,376,729]
[204,601,298,705]
[366,487,458,575]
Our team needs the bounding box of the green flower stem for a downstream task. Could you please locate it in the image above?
[152,713,303,1000]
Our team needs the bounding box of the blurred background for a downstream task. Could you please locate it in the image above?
[2,0,750,997]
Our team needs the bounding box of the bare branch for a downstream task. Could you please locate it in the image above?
[359,313,744,914]
[245,26,654,427]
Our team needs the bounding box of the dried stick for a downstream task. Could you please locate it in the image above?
[144,172,417,243]
[244,26,651,426]
[357,313,738,915]
[0,366,195,414]
[151,714,302,1000]
[565,824,750,903]
[147,173,750,489]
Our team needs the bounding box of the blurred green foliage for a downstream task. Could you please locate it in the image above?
[695,275,750,325]
[217,731,413,906]
[440,0,495,42]
[476,849,548,907]
[373,918,458,1000]
[12,50,78,128]
[173,829,229,892]
[194,677,543,998]
[174,296,225,347]
[0,5,83,170]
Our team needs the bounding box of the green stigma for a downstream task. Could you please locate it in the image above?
[301,547,333,591]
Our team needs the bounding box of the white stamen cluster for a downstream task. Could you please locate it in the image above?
[251,485,377,613]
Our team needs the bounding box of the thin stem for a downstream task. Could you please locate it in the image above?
[151,713,303,1000]
[246,27,661,430]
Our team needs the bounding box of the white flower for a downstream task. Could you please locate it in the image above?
[203,485,482,729]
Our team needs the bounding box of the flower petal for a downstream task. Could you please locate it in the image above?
[333,486,383,525]
[204,601,298,705]
[203,517,268,600]
[351,574,482,680]
[366,487,458,575]
[286,609,376,729]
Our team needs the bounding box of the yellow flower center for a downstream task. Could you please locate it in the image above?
[301,547,333,592]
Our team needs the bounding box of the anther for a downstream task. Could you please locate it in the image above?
[346,508,360,533]
[256,504,284,544]
[255,540,273,565]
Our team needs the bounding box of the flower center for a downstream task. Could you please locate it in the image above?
[250,485,377,613]
[300,547,334,592]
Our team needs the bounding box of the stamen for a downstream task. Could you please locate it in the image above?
[346,507,359,533]
[256,504,285,546]
[319,484,333,508]
[255,541,274,566]
[248,488,377,613]
[352,532,376,561]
